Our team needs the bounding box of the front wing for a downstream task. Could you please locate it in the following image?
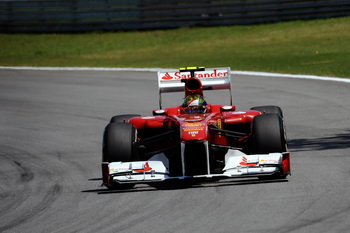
[102,150,291,185]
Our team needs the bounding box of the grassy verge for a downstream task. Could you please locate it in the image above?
[0,17,349,77]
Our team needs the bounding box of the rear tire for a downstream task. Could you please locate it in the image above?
[252,113,287,154]
[251,105,283,118]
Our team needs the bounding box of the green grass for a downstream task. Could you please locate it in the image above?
[1,17,349,77]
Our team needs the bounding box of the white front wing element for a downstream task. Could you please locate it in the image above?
[106,150,286,184]
[109,153,170,183]
[223,150,282,176]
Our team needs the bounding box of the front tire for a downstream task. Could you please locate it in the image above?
[251,105,283,118]
[110,114,140,123]
[252,113,287,154]
[102,122,137,190]
[102,122,137,162]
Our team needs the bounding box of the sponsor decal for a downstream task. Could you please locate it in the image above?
[184,123,202,127]
[162,72,173,80]
[188,131,199,137]
[182,120,206,138]
[239,157,258,167]
[183,123,205,132]
[217,119,223,138]
[134,162,152,173]
[184,128,204,131]
[111,167,130,172]
[161,69,228,80]
[259,159,279,164]
[217,119,222,129]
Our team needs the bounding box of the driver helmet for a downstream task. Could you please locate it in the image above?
[182,95,207,114]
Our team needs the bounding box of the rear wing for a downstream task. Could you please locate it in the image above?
[157,67,232,109]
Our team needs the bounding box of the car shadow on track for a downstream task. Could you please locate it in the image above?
[82,178,288,194]
[288,130,350,152]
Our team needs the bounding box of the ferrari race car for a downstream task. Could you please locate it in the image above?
[102,67,291,189]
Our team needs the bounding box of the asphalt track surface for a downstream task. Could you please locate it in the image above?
[0,69,349,233]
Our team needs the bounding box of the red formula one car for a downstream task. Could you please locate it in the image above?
[102,67,291,189]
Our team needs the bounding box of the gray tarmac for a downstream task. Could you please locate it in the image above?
[0,69,349,233]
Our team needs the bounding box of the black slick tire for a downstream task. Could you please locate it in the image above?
[252,113,287,154]
[102,122,137,190]
[103,122,137,162]
[110,114,140,123]
[251,105,283,118]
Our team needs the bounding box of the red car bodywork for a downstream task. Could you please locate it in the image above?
[101,67,290,188]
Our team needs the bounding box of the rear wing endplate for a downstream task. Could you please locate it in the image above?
[157,67,232,109]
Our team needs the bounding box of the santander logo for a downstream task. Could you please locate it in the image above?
[162,73,173,80]
[134,162,152,173]
[239,157,258,167]
[161,69,228,80]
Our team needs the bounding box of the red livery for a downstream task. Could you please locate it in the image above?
[102,67,290,189]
